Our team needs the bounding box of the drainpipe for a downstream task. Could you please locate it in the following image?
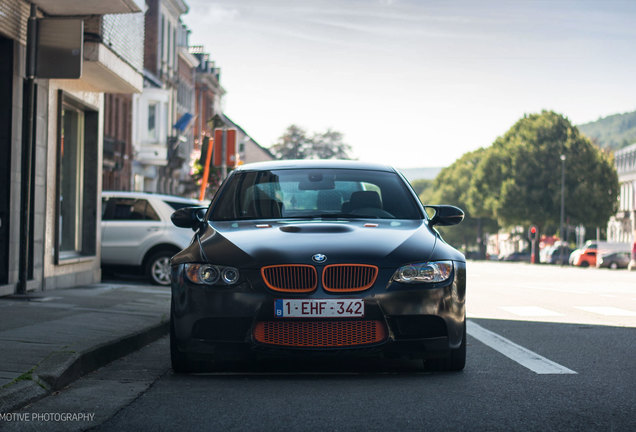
[18,4,38,295]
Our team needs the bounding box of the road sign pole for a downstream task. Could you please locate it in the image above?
[531,239,537,264]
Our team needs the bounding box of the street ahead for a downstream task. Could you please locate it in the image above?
[3,262,636,431]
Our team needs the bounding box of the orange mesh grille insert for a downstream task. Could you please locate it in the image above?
[322,264,378,292]
[253,320,386,347]
[261,265,318,293]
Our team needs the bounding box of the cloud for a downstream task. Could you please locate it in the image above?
[190,2,239,23]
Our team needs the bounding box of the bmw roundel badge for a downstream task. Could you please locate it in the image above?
[312,253,327,263]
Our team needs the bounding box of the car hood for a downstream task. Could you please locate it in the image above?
[172,219,464,268]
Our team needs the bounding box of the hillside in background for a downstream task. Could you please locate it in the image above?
[399,167,443,182]
[578,110,636,150]
[397,109,636,183]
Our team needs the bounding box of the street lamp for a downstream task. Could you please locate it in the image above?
[559,154,566,265]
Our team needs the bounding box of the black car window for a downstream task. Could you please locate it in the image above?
[102,197,110,218]
[144,201,160,221]
[211,169,422,221]
[102,198,159,221]
[165,200,202,210]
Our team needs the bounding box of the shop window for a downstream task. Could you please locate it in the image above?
[55,91,98,262]
[148,102,158,140]
[59,105,84,253]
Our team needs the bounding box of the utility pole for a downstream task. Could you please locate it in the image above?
[559,154,566,265]
[221,128,227,180]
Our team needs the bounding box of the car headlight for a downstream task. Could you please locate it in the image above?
[184,264,239,285]
[392,261,453,284]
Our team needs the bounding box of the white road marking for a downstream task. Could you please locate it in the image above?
[467,320,577,375]
[501,306,562,317]
[574,306,636,317]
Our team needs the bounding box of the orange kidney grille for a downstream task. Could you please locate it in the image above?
[261,265,318,293]
[322,264,378,292]
[253,320,386,347]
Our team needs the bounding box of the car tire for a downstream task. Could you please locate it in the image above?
[170,314,196,373]
[610,262,618,269]
[145,250,175,286]
[425,319,466,372]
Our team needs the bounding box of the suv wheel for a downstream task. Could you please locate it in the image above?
[146,250,174,285]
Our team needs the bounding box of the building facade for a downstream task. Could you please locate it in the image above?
[172,22,198,195]
[0,0,144,295]
[99,10,146,191]
[132,0,188,194]
[222,114,275,165]
[607,143,636,245]
[103,93,134,191]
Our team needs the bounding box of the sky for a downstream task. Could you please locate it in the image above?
[181,0,636,168]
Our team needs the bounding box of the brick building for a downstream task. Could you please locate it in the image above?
[103,93,133,191]
[132,0,189,194]
[172,23,199,195]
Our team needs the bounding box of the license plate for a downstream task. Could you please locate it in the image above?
[275,299,364,318]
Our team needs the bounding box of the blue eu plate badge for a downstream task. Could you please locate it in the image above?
[275,299,284,317]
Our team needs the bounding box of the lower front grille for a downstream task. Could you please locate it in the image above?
[253,320,386,347]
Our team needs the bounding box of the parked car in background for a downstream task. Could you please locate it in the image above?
[544,244,573,265]
[597,251,631,269]
[570,240,632,268]
[101,192,207,285]
[499,250,532,262]
[570,248,597,267]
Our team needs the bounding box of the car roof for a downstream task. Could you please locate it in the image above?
[234,159,399,173]
[101,191,204,204]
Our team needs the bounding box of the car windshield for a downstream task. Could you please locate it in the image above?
[210,168,422,221]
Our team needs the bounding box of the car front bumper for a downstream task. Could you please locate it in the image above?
[171,261,466,361]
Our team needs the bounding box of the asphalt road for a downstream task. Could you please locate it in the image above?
[3,262,635,431]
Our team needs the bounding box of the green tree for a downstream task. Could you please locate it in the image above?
[427,148,497,257]
[269,125,310,159]
[473,111,619,237]
[410,179,433,198]
[270,125,353,160]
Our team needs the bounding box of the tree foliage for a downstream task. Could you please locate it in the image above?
[270,125,353,160]
[426,111,619,254]
[269,125,309,159]
[473,111,619,232]
[410,179,433,198]
[426,148,497,254]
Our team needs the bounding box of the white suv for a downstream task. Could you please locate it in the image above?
[101,192,206,285]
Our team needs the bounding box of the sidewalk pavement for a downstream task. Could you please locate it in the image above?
[0,282,170,413]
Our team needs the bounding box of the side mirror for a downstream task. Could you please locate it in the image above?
[171,206,207,230]
[426,205,464,226]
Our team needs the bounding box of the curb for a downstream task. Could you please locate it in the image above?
[0,320,169,413]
